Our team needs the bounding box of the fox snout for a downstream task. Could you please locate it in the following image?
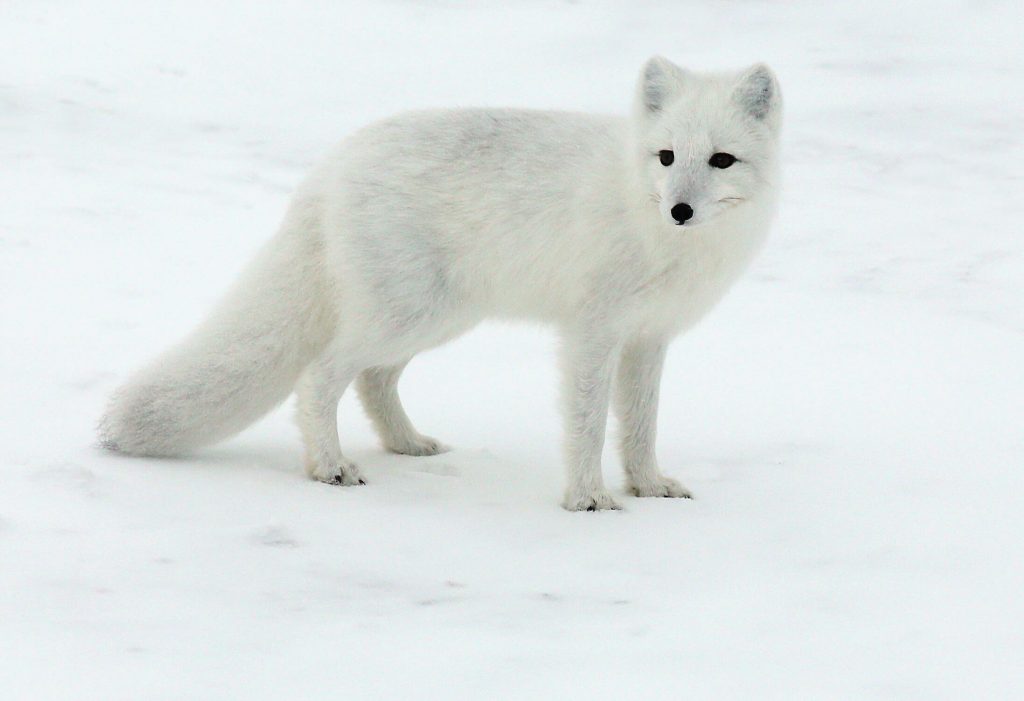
[670,202,694,225]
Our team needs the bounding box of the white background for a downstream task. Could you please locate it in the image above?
[1,1,1022,698]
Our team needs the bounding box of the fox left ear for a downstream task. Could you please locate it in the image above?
[734,63,781,126]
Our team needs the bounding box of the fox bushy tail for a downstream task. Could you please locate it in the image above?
[99,206,335,456]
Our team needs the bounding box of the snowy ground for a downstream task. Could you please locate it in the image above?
[2,1,1023,698]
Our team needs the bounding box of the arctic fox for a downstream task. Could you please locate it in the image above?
[99,57,782,511]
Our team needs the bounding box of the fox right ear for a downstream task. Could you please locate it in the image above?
[638,56,686,114]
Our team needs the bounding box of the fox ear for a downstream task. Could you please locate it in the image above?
[734,63,781,124]
[638,56,686,114]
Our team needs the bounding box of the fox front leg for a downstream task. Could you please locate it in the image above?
[614,339,692,499]
[559,331,623,511]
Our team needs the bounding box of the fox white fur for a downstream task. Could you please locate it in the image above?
[99,57,782,511]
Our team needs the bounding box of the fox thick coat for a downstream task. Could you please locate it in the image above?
[99,57,782,510]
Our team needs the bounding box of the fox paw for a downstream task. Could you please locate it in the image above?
[386,434,450,457]
[562,489,623,512]
[311,461,366,486]
[628,475,692,499]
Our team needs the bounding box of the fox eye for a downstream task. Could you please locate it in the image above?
[658,150,674,166]
[709,152,737,169]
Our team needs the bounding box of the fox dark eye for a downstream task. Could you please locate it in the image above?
[709,152,737,169]
[658,150,674,166]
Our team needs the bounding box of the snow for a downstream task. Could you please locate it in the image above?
[2,1,1023,698]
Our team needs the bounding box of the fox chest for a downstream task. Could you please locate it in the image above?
[625,225,766,335]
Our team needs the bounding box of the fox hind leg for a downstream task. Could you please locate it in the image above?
[296,351,365,486]
[357,361,449,456]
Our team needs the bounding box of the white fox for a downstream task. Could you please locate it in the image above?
[99,57,782,511]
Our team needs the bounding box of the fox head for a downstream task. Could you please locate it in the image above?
[632,57,782,228]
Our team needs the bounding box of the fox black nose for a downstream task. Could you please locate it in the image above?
[671,203,694,224]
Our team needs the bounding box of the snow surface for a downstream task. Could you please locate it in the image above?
[2,1,1023,698]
